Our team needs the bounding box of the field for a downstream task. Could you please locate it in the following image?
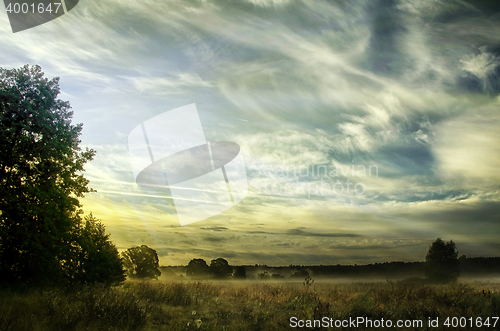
[0,278,499,331]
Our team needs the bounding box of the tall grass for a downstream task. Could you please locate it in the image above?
[0,280,498,330]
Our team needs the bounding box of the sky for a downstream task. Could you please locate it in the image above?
[1,0,499,266]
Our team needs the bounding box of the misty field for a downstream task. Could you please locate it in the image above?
[0,279,499,331]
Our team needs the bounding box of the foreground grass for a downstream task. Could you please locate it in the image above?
[0,280,499,330]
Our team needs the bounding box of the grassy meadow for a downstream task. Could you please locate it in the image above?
[0,278,499,331]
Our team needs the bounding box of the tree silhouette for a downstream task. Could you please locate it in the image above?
[0,65,95,286]
[69,213,126,286]
[210,258,232,279]
[186,259,210,278]
[122,245,161,280]
[425,238,460,283]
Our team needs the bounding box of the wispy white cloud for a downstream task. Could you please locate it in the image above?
[244,0,290,8]
[125,73,213,95]
[460,47,500,92]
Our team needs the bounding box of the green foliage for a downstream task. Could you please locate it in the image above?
[69,213,126,286]
[0,65,125,288]
[186,258,210,278]
[425,238,460,283]
[0,65,95,286]
[122,245,161,280]
[209,258,232,279]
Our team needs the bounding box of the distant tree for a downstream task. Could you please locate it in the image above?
[186,259,210,278]
[272,273,285,279]
[233,266,246,279]
[210,258,232,279]
[122,245,161,280]
[69,213,125,286]
[0,65,95,286]
[425,238,460,283]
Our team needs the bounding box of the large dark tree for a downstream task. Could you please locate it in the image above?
[122,245,161,280]
[0,65,95,286]
[425,238,461,283]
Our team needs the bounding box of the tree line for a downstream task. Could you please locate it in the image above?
[172,238,469,283]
